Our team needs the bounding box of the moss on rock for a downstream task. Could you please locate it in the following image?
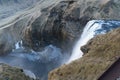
[0,63,33,80]
[48,28,120,80]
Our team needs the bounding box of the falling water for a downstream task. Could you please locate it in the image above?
[68,20,120,63]
[0,20,120,79]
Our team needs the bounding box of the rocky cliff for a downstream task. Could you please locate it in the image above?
[0,0,120,55]
[23,0,120,52]
[48,27,120,80]
[0,0,120,80]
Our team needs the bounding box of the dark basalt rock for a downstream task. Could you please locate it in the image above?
[1,0,120,55]
[23,1,83,52]
[23,0,120,53]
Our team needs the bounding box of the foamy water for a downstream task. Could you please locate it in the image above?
[0,45,63,80]
[68,20,120,63]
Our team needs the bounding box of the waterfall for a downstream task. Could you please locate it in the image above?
[68,20,120,63]
[15,40,23,49]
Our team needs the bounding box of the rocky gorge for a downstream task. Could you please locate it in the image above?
[49,27,120,80]
[0,0,120,80]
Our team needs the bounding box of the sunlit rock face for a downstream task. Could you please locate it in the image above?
[68,20,120,62]
[48,27,120,80]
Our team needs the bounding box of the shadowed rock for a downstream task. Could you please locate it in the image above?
[0,0,120,54]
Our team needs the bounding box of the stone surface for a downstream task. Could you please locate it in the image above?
[0,0,120,80]
[0,63,33,80]
[23,0,120,53]
[48,27,120,80]
[24,0,120,51]
[0,0,120,54]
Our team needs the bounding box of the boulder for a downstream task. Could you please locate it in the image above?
[0,63,33,80]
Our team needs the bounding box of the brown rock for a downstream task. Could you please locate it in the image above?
[48,28,120,80]
[0,63,33,80]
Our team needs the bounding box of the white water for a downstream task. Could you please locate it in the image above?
[0,45,63,79]
[24,69,36,79]
[15,40,23,49]
[68,20,120,63]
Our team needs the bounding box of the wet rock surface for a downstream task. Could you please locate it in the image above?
[23,1,82,52]
[23,0,120,53]
[0,0,120,54]
[0,0,120,80]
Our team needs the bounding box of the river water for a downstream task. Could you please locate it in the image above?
[68,20,120,63]
[0,45,64,80]
[0,20,120,80]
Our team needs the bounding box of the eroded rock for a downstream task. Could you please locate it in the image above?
[1,0,120,54]
[23,0,120,53]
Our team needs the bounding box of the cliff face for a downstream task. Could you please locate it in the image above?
[23,0,120,52]
[0,0,120,80]
[0,0,120,54]
[23,1,82,52]
[48,27,120,80]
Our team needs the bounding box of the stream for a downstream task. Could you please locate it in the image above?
[0,45,64,80]
[0,20,120,80]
